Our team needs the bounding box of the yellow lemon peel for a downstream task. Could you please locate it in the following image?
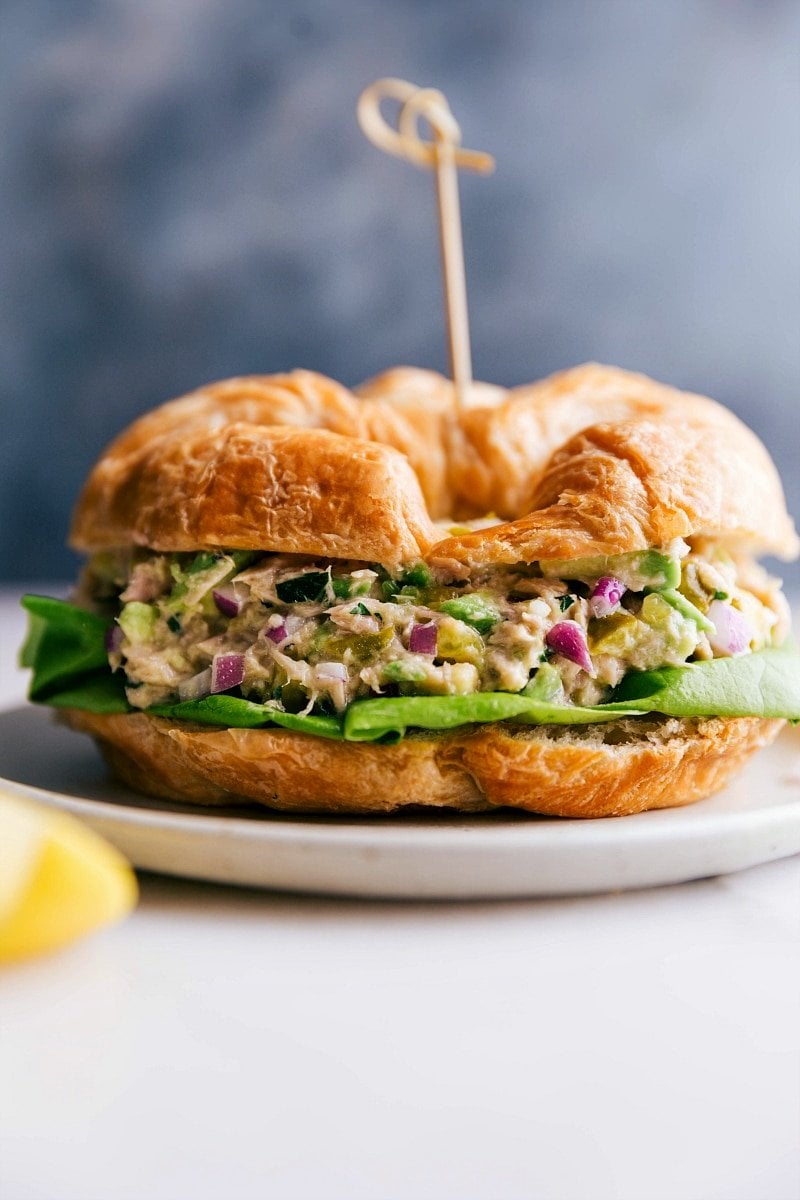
[0,790,137,963]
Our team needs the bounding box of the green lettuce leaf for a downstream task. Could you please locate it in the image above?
[43,673,131,713]
[343,692,634,743]
[603,648,800,719]
[148,695,343,739]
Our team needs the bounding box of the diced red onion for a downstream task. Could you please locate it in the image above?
[409,621,438,656]
[105,624,124,654]
[707,600,752,656]
[545,620,595,675]
[178,667,213,701]
[212,585,242,618]
[315,661,349,682]
[588,576,626,619]
[264,620,288,644]
[211,653,245,693]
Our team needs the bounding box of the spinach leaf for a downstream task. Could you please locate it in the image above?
[20,595,113,700]
[275,572,329,603]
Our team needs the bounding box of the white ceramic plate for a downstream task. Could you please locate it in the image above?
[1,705,799,899]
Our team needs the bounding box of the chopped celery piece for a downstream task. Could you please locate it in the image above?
[118,602,156,643]
[401,562,434,589]
[438,592,501,634]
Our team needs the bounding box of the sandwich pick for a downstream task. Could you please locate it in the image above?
[19,81,800,818]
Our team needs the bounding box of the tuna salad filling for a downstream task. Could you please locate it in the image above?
[75,538,790,717]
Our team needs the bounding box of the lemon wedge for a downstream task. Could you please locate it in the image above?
[0,790,137,963]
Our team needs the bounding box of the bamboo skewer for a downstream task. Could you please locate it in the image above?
[357,78,495,408]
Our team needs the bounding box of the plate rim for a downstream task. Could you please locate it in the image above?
[2,704,800,897]
[3,759,800,849]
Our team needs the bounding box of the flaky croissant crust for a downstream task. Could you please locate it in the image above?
[70,363,798,569]
[63,364,797,818]
[61,707,784,818]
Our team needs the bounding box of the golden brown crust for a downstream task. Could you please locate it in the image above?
[61,707,783,819]
[70,362,798,561]
[357,371,502,521]
[71,423,439,570]
[429,412,799,571]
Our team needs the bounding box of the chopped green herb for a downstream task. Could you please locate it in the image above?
[559,595,574,612]
[713,590,729,601]
[331,577,352,599]
[185,551,220,575]
[350,603,371,617]
[401,562,434,589]
[167,615,181,633]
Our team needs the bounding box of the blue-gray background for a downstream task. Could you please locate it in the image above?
[2,0,798,584]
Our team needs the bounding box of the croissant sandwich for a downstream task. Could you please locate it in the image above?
[21,363,800,817]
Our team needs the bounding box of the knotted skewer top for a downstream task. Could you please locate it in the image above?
[357,78,495,408]
[357,77,495,174]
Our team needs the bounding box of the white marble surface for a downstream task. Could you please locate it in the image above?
[1,588,799,1200]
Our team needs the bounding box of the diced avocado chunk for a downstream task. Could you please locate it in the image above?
[588,611,643,655]
[523,662,563,702]
[638,551,682,589]
[539,547,682,591]
[639,593,702,659]
[438,592,501,634]
[435,618,484,665]
[382,660,428,684]
[654,588,715,633]
[118,602,157,643]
